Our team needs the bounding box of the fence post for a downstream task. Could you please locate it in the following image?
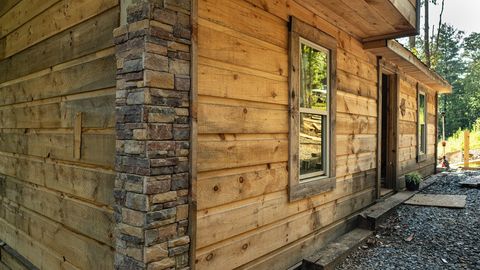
[464,130,470,168]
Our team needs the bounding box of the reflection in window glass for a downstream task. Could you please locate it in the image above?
[418,93,426,154]
[299,40,329,180]
[300,43,328,111]
[300,113,324,175]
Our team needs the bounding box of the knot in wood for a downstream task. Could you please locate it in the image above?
[206,253,214,261]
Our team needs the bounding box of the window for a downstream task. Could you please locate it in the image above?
[417,89,427,161]
[299,39,329,180]
[288,17,336,202]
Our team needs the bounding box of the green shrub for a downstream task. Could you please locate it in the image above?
[405,171,422,184]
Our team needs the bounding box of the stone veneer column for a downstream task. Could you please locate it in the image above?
[113,0,193,269]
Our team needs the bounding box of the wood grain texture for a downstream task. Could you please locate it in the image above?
[0,0,60,39]
[0,7,118,84]
[0,0,21,17]
[0,200,114,269]
[0,151,115,206]
[0,54,115,106]
[4,0,117,57]
[0,1,118,268]
[195,0,382,267]
[3,177,114,246]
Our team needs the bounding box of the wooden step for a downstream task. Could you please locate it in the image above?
[358,191,414,230]
[301,228,373,270]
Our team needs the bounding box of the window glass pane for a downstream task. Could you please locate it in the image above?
[419,94,425,124]
[300,42,328,111]
[300,113,325,177]
[419,93,426,154]
[420,124,426,153]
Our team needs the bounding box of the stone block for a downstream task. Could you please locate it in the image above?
[126,192,149,211]
[171,173,188,190]
[168,245,189,257]
[174,76,190,91]
[122,207,145,227]
[146,42,168,55]
[169,59,189,76]
[147,124,173,140]
[173,124,189,140]
[144,70,174,89]
[145,53,169,72]
[146,208,176,224]
[152,8,177,25]
[144,176,171,194]
[145,224,177,246]
[168,236,190,248]
[151,191,177,204]
[147,107,176,123]
[127,91,146,105]
[145,243,168,263]
[123,58,144,73]
[125,140,146,155]
[147,257,175,270]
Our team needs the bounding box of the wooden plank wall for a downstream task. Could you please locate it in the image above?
[195,0,379,269]
[0,0,119,269]
[397,74,437,177]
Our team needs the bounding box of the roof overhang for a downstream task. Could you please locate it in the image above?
[364,39,452,93]
[300,0,419,42]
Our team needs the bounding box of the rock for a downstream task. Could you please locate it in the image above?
[336,171,480,270]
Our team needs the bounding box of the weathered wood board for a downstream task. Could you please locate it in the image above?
[404,194,467,208]
[195,0,381,269]
[459,176,480,188]
[0,0,119,268]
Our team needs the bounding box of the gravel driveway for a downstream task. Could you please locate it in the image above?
[337,171,480,270]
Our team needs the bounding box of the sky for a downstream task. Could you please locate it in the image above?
[428,0,480,35]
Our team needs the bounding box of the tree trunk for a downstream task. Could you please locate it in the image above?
[425,0,431,67]
[409,36,415,50]
[434,0,446,54]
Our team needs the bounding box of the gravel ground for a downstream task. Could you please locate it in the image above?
[336,170,480,270]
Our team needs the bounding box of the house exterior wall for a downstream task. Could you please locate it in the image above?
[195,0,380,269]
[0,0,119,269]
[0,1,441,270]
[397,74,437,178]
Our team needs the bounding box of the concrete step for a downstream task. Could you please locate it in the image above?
[302,228,373,270]
[358,191,414,230]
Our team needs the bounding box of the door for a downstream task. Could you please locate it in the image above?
[378,69,398,197]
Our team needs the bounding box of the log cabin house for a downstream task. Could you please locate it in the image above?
[0,0,451,269]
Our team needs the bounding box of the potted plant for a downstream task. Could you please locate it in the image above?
[405,172,422,191]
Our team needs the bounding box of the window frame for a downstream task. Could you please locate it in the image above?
[298,37,330,181]
[288,17,337,202]
[417,85,427,162]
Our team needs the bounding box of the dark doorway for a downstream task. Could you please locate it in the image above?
[380,73,394,196]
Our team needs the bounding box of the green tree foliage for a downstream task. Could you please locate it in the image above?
[404,1,480,140]
[432,24,469,137]
[464,32,480,61]
[300,43,328,110]
[414,22,480,138]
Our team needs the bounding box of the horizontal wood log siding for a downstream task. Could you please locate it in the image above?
[397,73,437,178]
[0,1,118,269]
[195,0,379,269]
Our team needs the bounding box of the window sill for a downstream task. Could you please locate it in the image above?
[289,176,336,202]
